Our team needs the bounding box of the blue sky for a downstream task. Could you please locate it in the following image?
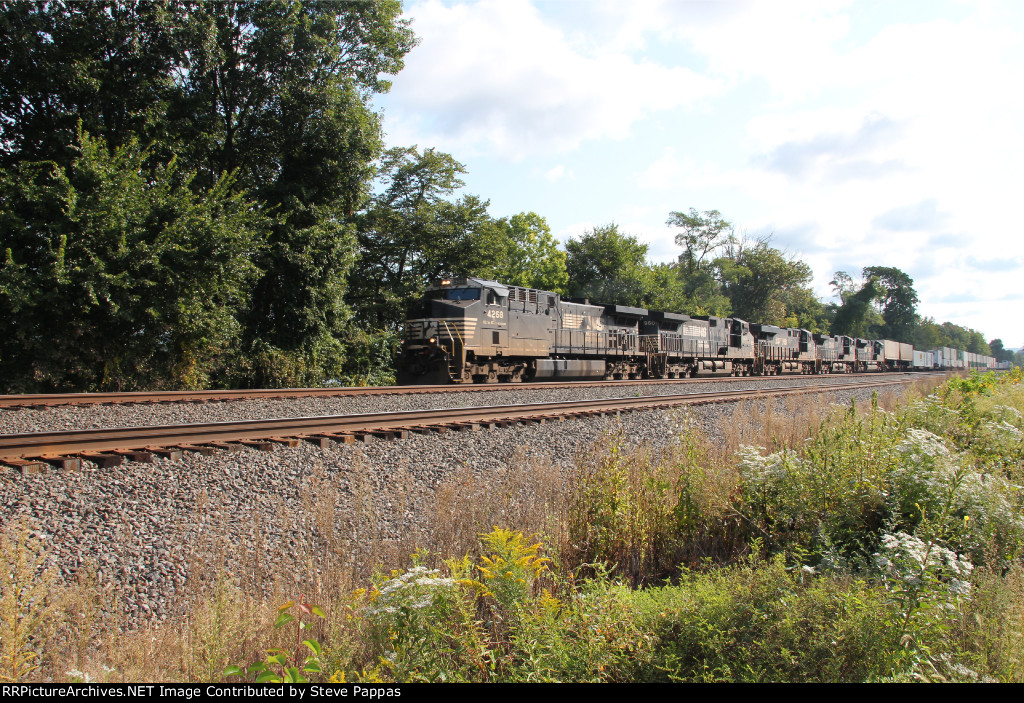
[374,0,1024,347]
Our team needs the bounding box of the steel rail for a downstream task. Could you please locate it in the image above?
[0,372,943,409]
[0,377,921,462]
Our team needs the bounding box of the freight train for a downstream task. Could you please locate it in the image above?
[396,277,997,385]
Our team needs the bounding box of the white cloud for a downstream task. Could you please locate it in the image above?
[635,149,687,190]
[543,164,569,181]
[386,0,722,159]
[380,1,1024,343]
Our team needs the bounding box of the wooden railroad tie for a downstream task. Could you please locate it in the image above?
[80,452,124,468]
[1,458,47,473]
[144,446,184,461]
[36,454,81,471]
[201,442,243,453]
[238,440,276,452]
[176,444,215,456]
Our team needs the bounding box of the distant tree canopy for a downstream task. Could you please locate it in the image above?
[561,215,827,331]
[484,212,569,295]
[829,267,920,343]
[565,224,651,306]
[348,146,501,330]
[989,339,1014,363]
[715,236,815,327]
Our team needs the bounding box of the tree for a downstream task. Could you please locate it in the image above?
[779,285,830,333]
[830,272,882,338]
[0,131,264,392]
[170,2,415,385]
[484,212,568,294]
[666,208,732,273]
[349,146,501,328]
[989,339,1013,363]
[715,236,813,326]
[0,1,418,388]
[863,266,919,342]
[913,317,944,351]
[565,224,650,306]
[0,1,183,167]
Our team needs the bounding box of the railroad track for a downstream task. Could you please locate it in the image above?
[0,376,924,472]
[0,371,945,409]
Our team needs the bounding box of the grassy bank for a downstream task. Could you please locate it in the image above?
[3,372,1023,682]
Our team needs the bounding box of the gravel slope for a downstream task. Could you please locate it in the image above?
[0,381,914,625]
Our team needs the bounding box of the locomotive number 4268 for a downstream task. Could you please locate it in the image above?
[485,309,505,319]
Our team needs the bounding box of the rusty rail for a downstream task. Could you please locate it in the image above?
[0,376,925,471]
[0,372,942,410]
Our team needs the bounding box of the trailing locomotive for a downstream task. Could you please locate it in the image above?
[396,278,995,384]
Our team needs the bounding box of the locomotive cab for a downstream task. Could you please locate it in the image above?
[398,277,557,384]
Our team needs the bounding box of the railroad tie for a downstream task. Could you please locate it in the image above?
[35,454,81,472]
[144,447,184,461]
[113,449,154,463]
[238,440,276,452]
[80,452,124,468]
[1,458,46,473]
[201,442,243,453]
[176,444,216,456]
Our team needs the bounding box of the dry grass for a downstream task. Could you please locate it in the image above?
[1,375,951,681]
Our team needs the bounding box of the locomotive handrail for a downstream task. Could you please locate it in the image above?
[439,319,465,381]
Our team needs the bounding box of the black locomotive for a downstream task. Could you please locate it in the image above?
[396,278,994,384]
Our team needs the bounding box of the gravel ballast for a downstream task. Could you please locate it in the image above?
[0,381,919,625]
[0,374,924,435]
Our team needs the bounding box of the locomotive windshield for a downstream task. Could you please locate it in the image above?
[428,288,481,301]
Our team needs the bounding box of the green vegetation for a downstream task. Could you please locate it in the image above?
[2,2,1012,392]
[4,371,1024,682]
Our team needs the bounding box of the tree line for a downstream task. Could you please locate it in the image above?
[0,2,1012,393]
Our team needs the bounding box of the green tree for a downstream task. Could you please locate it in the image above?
[0,131,264,393]
[1,1,417,388]
[863,266,919,342]
[715,236,813,326]
[349,146,501,328]
[779,286,830,333]
[666,208,732,273]
[484,212,568,293]
[639,263,691,314]
[0,1,182,168]
[988,339,1013,363]
[913,317,944,350]
[829,272,882,339]
[171,2,415,386]
[565,224,650,306]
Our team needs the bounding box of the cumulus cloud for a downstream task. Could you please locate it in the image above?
[378,1,1024,343]
[872,200,949,232]
[753,114,906,181]
[386,0,722,159]
[966,257,1024,273]
[544,164,569,182]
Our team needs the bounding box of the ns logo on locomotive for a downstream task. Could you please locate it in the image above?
[396,278,1000,385]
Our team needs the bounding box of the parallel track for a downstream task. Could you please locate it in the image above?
[0,371,945,409]
[0,376,924,470]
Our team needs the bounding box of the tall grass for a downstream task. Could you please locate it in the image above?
[5,370,1024,682]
